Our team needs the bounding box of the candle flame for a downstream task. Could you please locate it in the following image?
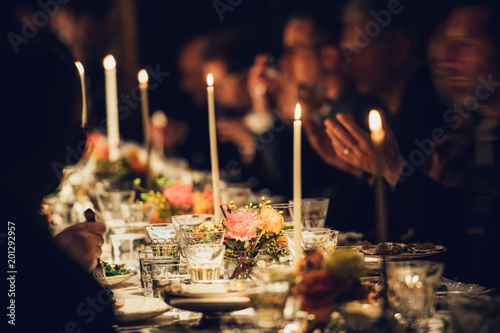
[294,103,301,120]
[75,61,84,75]
[369,110,382,132]
[103,55,116,70]
[207,73,213,86]
[138,69,148,84]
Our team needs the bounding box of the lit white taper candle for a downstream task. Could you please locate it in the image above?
[207,74,221,223]
[75,61,87,128]
[103,55,120,162]
[293,103,303,266]
[369,110,387,243]
[138,69,150,148]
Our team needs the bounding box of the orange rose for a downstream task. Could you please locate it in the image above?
[259,205,284,234]
[296,270,351,321]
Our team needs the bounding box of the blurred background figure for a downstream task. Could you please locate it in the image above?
[149,35,209,163]
[425,2,500,287]
[321,0,447,240]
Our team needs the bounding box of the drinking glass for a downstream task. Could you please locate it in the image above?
[179,228,225,247]
[172,214,214,256]
[284,228,331,262]
[145,223,179,258]
[288,198,330,228]
[151,261,190,298]
[109,224,146,267]
[140,255,179,298]
[96,190,136,229]
[138,248,155,297]
[171,214,214,233]
[145,223,177,242]
[220,184,252,207]
[386,260,444,331]
[271,203,294,228]
[120,201,154,225]
[245,279,291,331]
[183,244,225,281]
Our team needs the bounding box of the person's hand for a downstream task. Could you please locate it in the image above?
[247,54,280,113]
[302,116,363,178]
[325,113,402,186]
[54,221,106,271]
[217,118,255,165]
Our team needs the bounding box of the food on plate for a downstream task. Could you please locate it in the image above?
[101,261,131,277]
[357,241,442,255]
[358,241,404,255]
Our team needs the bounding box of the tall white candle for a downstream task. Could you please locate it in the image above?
[293,103,302,266]
[75,62,87,128]
[369,110,387,243]
[103,55,120,162]
[138,69,150,148]
[207,74,221,223]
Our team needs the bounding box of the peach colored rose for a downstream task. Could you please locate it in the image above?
[259,205,284,234]
[192,190,214,214]
[224,210,259,242]
[162,181,193,207]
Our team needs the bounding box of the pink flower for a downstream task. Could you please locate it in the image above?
[224,210,259,242]
[162,181,193,207]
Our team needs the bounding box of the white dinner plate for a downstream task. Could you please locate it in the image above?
[113,296,170,323]
[102,270,138,286]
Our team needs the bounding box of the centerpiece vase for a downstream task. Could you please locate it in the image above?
[225,249,271,279]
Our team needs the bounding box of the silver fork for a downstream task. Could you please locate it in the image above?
[85,209,107,286]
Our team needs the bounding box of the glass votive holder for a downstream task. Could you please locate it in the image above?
[326,229,339,252]
[183,244,225,282]
[386,260,444,330]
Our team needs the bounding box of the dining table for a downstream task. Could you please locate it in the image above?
[107,269,490,333]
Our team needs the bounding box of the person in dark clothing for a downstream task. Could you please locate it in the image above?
[323,0,446,240]
[325,1,500,288]
[0,35,114,332]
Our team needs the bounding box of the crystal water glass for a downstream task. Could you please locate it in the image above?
[183,244,225,281]
[288,198,330,228]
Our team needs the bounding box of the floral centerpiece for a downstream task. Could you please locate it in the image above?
[294,248,378,331]
[83,132,147,182]
[193,197,289,279]
[135,177,214,224]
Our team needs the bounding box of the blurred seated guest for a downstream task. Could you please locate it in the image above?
[427,23,454,108]
[423,2,500,286]
[278,4,378,232]
[149,35,208,165]
[1,37,113,331]
[325,2,500,287]
[323,0,445,240]
[201,27,293,194]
